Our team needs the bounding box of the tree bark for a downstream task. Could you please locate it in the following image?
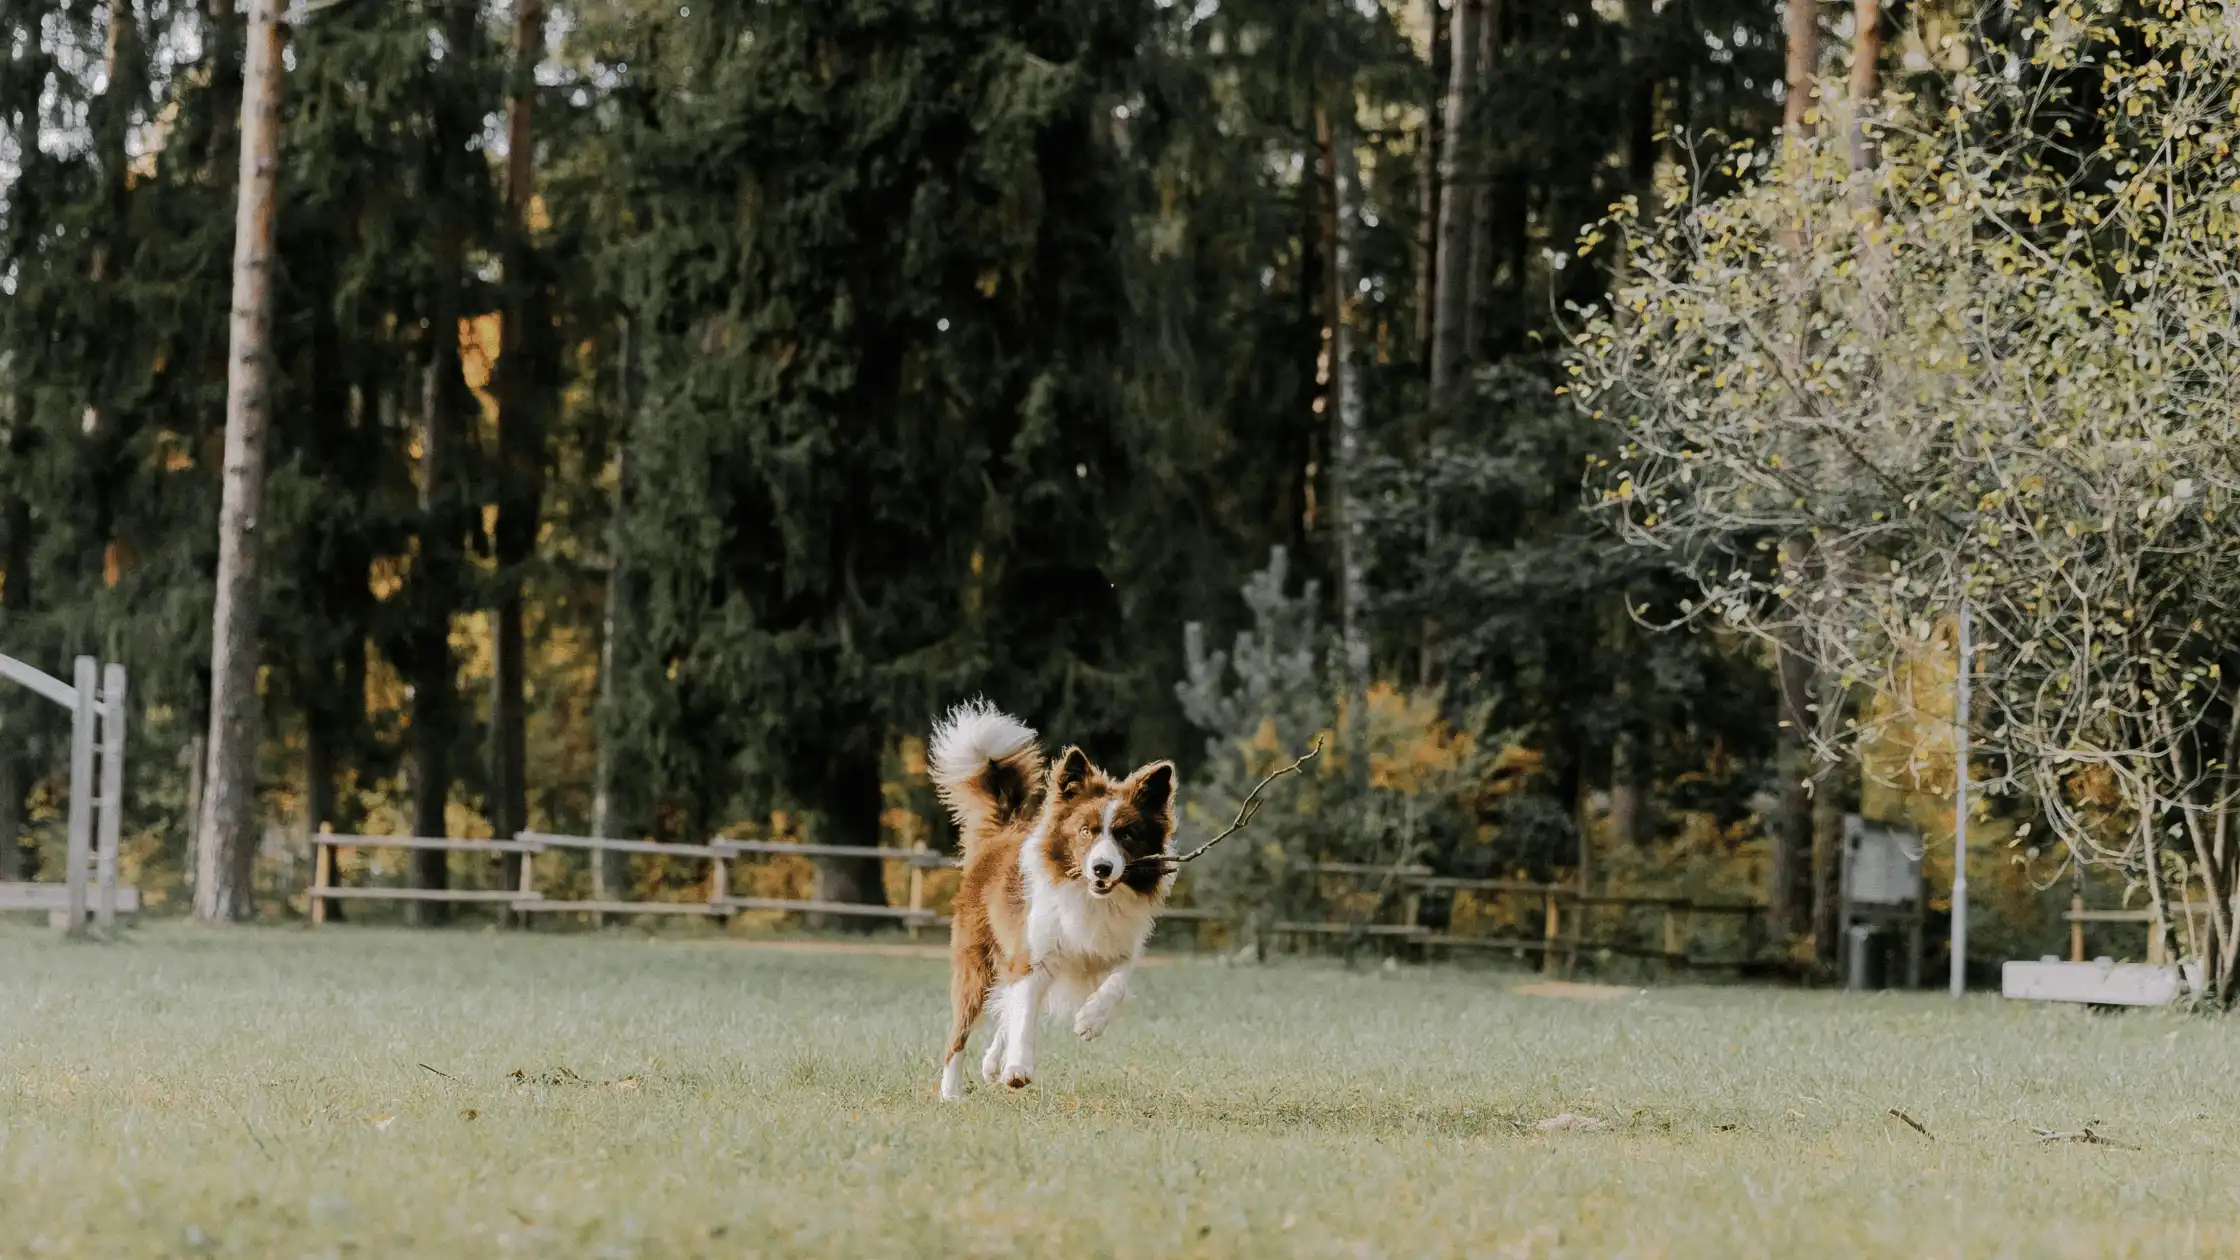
[810,743,890,929]
[489,0,546,886]
[1783,0,1819,145]
[1460,0,1500,359]
[0,490,28,882]
[304,705,342,921]
[1413,0,1446,359]
[1803,0,1881,970]
[1765,0,1820,949]
[194,0,284,922]
[1427,0,1482,406]
[1605,605,1653,848]
[1847,0,1880,176]
[205,0,240,172]
[1325,105,1371,721]
[589,317,637,911]
[1770,543,1817,945]
[181,734,204,892]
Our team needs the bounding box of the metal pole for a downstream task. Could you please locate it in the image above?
[63,656,96,937]
[96,663,127,936]
[1951,599,1971,998]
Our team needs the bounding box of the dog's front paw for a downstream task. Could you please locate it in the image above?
[1074,1003,1112,1041]
[980,1039,1006,1085]
[1000,1061,1034,1089]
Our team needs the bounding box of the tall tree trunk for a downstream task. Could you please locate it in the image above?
[181,734,204,892]
[304,705,342,920]
[205,0,239,171]
[489,0,546,888]
[1847,0,1880,177]
[1766,0,1820,950]
[810,741,890,930]
[1323,104,1370,732]
[1792,0,1883,970]
[1427,0,1482,405]
[1413,0,1446,360]
[1770,542,1817,945]
[1606,604,1653,848]
[404,0,482,925]
[1783,0,1819,146]
[0,489,29,882]
[1460,0,1500,358]
[588,317,636,911]
[194,0,284,922]
[410,336,463,906]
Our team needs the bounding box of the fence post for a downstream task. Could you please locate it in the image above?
[2069,892,2085,963]
[1564,894,1583,979]
[709,847,731,928]
[907,841,928,941]
[310,839,331,926]
[1662,905,1682,976]
[518,840,537,901]
[95,663,126,937]
[1541,890,1559,975]
[62,657,96,937]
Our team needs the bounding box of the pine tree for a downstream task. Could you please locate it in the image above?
[195,0,287,921]
[582,0,1165,910]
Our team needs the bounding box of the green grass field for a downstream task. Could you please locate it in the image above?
[2,922,2234,1258]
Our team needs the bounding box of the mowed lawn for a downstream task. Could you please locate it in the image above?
[3,924,2236,1258]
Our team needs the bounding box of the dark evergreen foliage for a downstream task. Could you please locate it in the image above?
[0,0,1799,919]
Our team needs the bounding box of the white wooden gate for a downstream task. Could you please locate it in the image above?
[0,653,127,935]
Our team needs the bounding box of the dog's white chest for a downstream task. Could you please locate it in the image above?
[1026,883,1150,966]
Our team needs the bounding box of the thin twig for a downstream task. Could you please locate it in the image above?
[1153,738,1325,868]
[2033,1126,2137,1149]
[1888,1108,1933,1139]
[220,1091,275,1162]
[418,1062,455,1080]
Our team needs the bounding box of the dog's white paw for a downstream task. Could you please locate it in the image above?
[980,1038,1007,1085]
[1074,1003,1112,1041]
[940,1056,967,1101]
[1000,1060,1034,1089]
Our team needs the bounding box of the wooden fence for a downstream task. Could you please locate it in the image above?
[2063,892,2215,965]
[309,832,957,929]
[1217,863,1767,975]
[307,836,1761,972]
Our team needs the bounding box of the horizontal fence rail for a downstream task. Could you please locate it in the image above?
[1163,861,1768,975]
[309,832,955,929]
[305,836,1764,971]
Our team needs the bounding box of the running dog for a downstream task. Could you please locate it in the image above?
[926,700,1176,1101]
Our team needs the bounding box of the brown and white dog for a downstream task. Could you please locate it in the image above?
[928,700,1177,1101]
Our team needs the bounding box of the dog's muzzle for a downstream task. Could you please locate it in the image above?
[1088,858,1119,896]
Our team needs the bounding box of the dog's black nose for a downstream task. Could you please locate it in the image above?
[1090,859,1115,880]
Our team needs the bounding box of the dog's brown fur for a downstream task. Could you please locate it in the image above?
[929,703,1175,1094]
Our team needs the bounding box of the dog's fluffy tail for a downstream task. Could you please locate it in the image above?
[929,700,1044,847]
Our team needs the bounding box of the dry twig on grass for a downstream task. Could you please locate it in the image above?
[1888,1109,1933,1139]
[2033,1127,2137,1149]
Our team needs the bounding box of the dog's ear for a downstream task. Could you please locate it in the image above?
[1130,762,1175,821]
[1052,746,1093,799]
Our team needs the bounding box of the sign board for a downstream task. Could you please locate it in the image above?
[1844,815,1922,907]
